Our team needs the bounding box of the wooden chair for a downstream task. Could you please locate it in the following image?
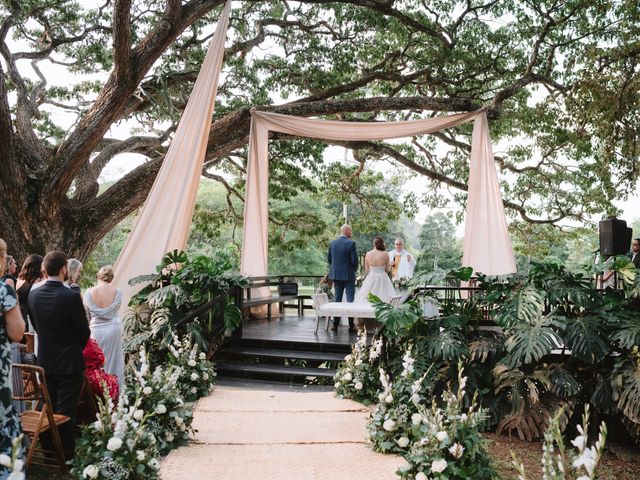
[312,293,330,333]
[11,364,70,473]
[76,373,98,426]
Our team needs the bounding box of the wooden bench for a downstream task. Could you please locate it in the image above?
[242,277,304,320]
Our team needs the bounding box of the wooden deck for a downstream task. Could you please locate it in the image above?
[241,313,358,345]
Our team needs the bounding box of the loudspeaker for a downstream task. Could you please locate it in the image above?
[599,217,632,256]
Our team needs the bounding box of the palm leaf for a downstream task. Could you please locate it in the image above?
[502,318,561,368]
[564,315,610,364]
[494,285,545,329]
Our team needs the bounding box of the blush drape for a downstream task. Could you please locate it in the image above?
[113,1,231,308]
[241,110,516,281]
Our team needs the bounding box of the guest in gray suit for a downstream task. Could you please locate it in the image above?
[327,224,358,332]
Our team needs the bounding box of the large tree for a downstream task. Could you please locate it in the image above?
[0,0,638,261]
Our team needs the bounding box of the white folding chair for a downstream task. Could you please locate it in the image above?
[312,293,329,333]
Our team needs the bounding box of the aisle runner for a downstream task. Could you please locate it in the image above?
[160,383,404,479]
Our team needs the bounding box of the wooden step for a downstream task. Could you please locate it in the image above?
[217,361,337,380]
[220,346,346,363]
[232,338,352,353]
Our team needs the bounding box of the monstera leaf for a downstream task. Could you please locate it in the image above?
[421,329,469,361]
[502,316,562,368]
[494,284,545,329]
[610,314,640,351]
[469,330,507,363]
[613,357,640,425]
[564,314,611,364]
[369,294,422,336]
[547,364,581,399]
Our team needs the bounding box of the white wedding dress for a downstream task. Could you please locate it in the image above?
[355,265,396,303]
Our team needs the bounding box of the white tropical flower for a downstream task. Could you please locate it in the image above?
[187,359,197,367]
[571,435,587,451]
[431,458,447,473]
[155,404,167,414]
[136,450,146,461]
[411,413,423,426]
[82,464,99,479]
[436,431,449,443]
[572,447,597,476]
[107,437,123,451]
[396,436,410,448]
[143,386,153,395]
[448,442,465,459]
[415,473,428,480]
[383,419,396,431]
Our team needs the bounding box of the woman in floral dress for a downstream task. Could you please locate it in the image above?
[0,238,26,479]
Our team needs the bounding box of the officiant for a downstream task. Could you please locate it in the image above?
[389,238,416,280]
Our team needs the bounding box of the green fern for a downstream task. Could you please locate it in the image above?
[564,315,610,364]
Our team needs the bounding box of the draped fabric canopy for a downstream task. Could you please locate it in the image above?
[113,1,231,307]
[241,110,516,279]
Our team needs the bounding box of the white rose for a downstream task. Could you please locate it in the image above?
[436,431,449,443]
[334,382,341,388]
[82,464,99,479]
[344,355,352,361]
[155,404,167,414]
[165,432,174,442]
[411,413,423,426]
[175,416,184,426]
[382,419,396,431]
[107,437,123,451]
[355,359,363,366]
[202,373,209,380]
[385,394,394,404]
[415,473,428,480]
[0,454,11,468]
[143,386,153,395]
[148,458,160,469]
[187,360,197,367]
[431,459,447,473]
[449,442,465,459]
[343,372,352,381]
[190,387,197,393]
[396,436,410,448]
[133,409,144,420]
[190,372,199,381]
[136,450,146,461]
[199,352,206,360]
[354,382,363,390]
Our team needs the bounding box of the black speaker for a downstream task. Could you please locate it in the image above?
[599,217,632,256]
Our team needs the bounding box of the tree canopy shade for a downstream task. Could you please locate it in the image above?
[0,0,638,261]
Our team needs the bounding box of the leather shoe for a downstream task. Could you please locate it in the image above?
[330,325,338,332]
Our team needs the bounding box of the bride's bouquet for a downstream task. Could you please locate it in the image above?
[393,276,410,290]
[356,274,365,287]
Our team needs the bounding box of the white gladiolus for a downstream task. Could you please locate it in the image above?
[0,454,11,467]
[436,431,449,443]
[431,458,447,473]
[572,447,597,476]
[355,359,363,366]
[354,382,363,390]
[460,413,468,421]
[383,419,396,431]
[143,386,153,395]
[136,450,146,461]
[82,464,99,479]
[106,437,123,451]
[571,435,587,451]
[411,393,421,403]
[396,436,410,448]
[155,404,167,414]
[449,442,465,459]
[344,355,352,361]
[411,413,423,426]
[187,359,197,367]
[415,472,428,480]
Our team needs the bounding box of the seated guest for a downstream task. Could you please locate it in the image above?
[1,255,17,289]
[0,238,26,478]
[85,265,124,388]
[317,274,335,301]
[83,338,119,402]
[28,251,90,460]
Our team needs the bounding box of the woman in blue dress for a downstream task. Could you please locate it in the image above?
[0,238,26,479]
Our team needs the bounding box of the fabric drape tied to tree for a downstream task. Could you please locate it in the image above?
[241,110,516,282]
[113,1,231,307]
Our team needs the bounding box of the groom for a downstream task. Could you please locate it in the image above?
[327,224,358,332]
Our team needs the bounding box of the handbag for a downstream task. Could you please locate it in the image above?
[278,282,298,296]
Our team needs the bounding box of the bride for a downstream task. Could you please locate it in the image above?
[355,236,396,303]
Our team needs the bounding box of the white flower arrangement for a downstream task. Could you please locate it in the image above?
[167,335,217,401]
[512,405,607,480]
[333,330,383,403]
[0,435,25,480]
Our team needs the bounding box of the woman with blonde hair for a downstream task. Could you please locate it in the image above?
[85,265,124,387]
[66,258,83,293]
[0,238,26,477]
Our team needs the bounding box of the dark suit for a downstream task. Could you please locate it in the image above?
[28,280,91,459]
[631,252,640,269]
[328,235,358,327]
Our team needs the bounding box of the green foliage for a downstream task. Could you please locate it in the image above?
[369,294,423,337]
